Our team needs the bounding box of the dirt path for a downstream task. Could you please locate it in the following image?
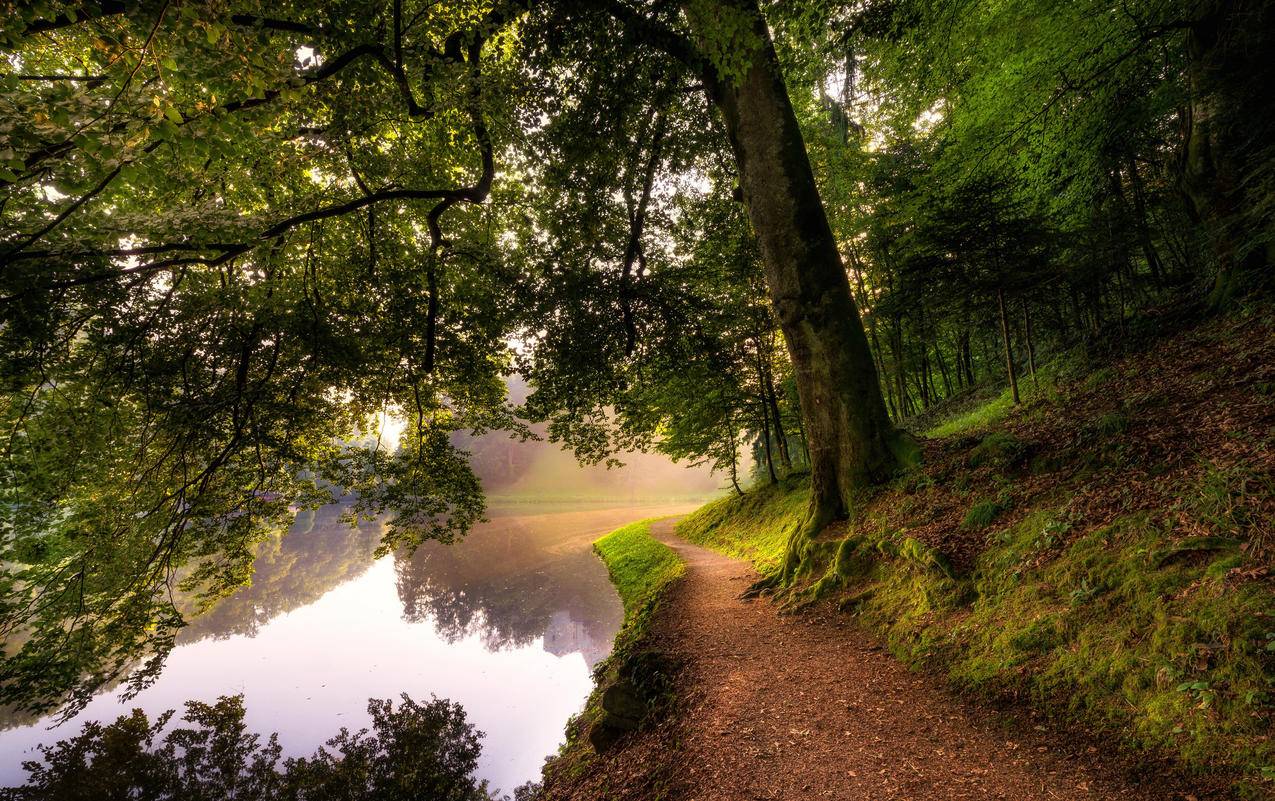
[609,518,1224,801]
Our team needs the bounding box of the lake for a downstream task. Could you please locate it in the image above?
[0,501,700,795]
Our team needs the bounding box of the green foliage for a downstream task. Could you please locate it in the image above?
[1,694,498,801]
[961,498,1006,530]
[0,1,527,718]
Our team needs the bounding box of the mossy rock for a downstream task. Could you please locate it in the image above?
[968,431,1026,470]
[898,536,956,578]
[587,650,678,753]
[832,537,875,579]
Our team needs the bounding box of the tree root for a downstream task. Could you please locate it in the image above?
[779,500,837,585]
[739,572,780,599]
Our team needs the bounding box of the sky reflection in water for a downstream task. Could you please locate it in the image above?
[0,502,698,794]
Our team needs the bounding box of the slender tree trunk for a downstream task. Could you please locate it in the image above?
[758,397,778,485]
[726,421,743,497]
[790,406,811,468]
[1068,283,1084,335]
[890,315,911,417]
[691,0,905,580]
[759,349,792,470]
[997,288,1020,405]
[934,342,953,396]
[1022,301,1037,385]
[959,329,974,386]
[917,343,931,409]
[850,251,897,422]
[1125,153,1166,285]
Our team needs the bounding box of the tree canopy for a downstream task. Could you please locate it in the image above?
[2,0,1272,721]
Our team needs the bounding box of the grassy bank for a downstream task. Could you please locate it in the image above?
[677,310,1275,796]
[539,519,685,798]
[593,520,685,613]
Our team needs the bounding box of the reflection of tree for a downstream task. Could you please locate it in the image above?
[178,504,383,643]
[394,516,622,668]
[0,505,385,734]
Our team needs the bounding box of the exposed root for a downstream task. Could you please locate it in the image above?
[739,572,780,599]
[779,499,837,585]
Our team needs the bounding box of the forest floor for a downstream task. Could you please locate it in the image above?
[541,302,1273,800]
[549,517,1226,801]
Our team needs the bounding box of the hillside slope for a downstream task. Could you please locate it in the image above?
[676,304,1275,795]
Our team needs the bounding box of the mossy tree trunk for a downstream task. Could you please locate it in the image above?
[688,0,905,580]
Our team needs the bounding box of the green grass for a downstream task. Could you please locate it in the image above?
[593,518,686,614]
[925,364,1062,438]
[961,497,1007,529]
[676,476,810,572]
[675,479,1275,793]
[927,387,1021,438]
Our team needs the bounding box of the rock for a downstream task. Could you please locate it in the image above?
[587,677,650,752]
[587,717,626,752]
[600,679,646,728]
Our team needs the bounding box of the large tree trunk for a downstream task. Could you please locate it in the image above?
[688,0,905,579]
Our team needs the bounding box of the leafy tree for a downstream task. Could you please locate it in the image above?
[0,694,498,801]
[1,1,522,717]
[3,0,1274,723]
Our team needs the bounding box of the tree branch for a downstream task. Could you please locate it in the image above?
[583,0,704,73]
[13,1,127,38]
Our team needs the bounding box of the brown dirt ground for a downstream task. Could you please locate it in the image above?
[543,518,1234,801]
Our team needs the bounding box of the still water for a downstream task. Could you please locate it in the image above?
[0,501,698,794]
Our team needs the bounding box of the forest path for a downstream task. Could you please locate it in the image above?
[640,518,1215,801]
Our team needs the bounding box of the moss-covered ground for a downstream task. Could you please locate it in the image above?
[593,519,685,615]
[675,305,1275,796]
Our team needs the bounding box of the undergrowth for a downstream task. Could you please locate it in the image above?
[675,314,1275,795]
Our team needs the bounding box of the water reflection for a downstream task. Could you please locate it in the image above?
[396,508,653,667]
[0,502,695,793]
[177,504,383,644]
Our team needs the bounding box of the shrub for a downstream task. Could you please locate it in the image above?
[2,695,496,801]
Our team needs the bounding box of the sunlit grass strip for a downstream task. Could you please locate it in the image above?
[593,518,685,615]
[676,478,810,572]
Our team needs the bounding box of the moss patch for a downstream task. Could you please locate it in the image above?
[676,476,810,572]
